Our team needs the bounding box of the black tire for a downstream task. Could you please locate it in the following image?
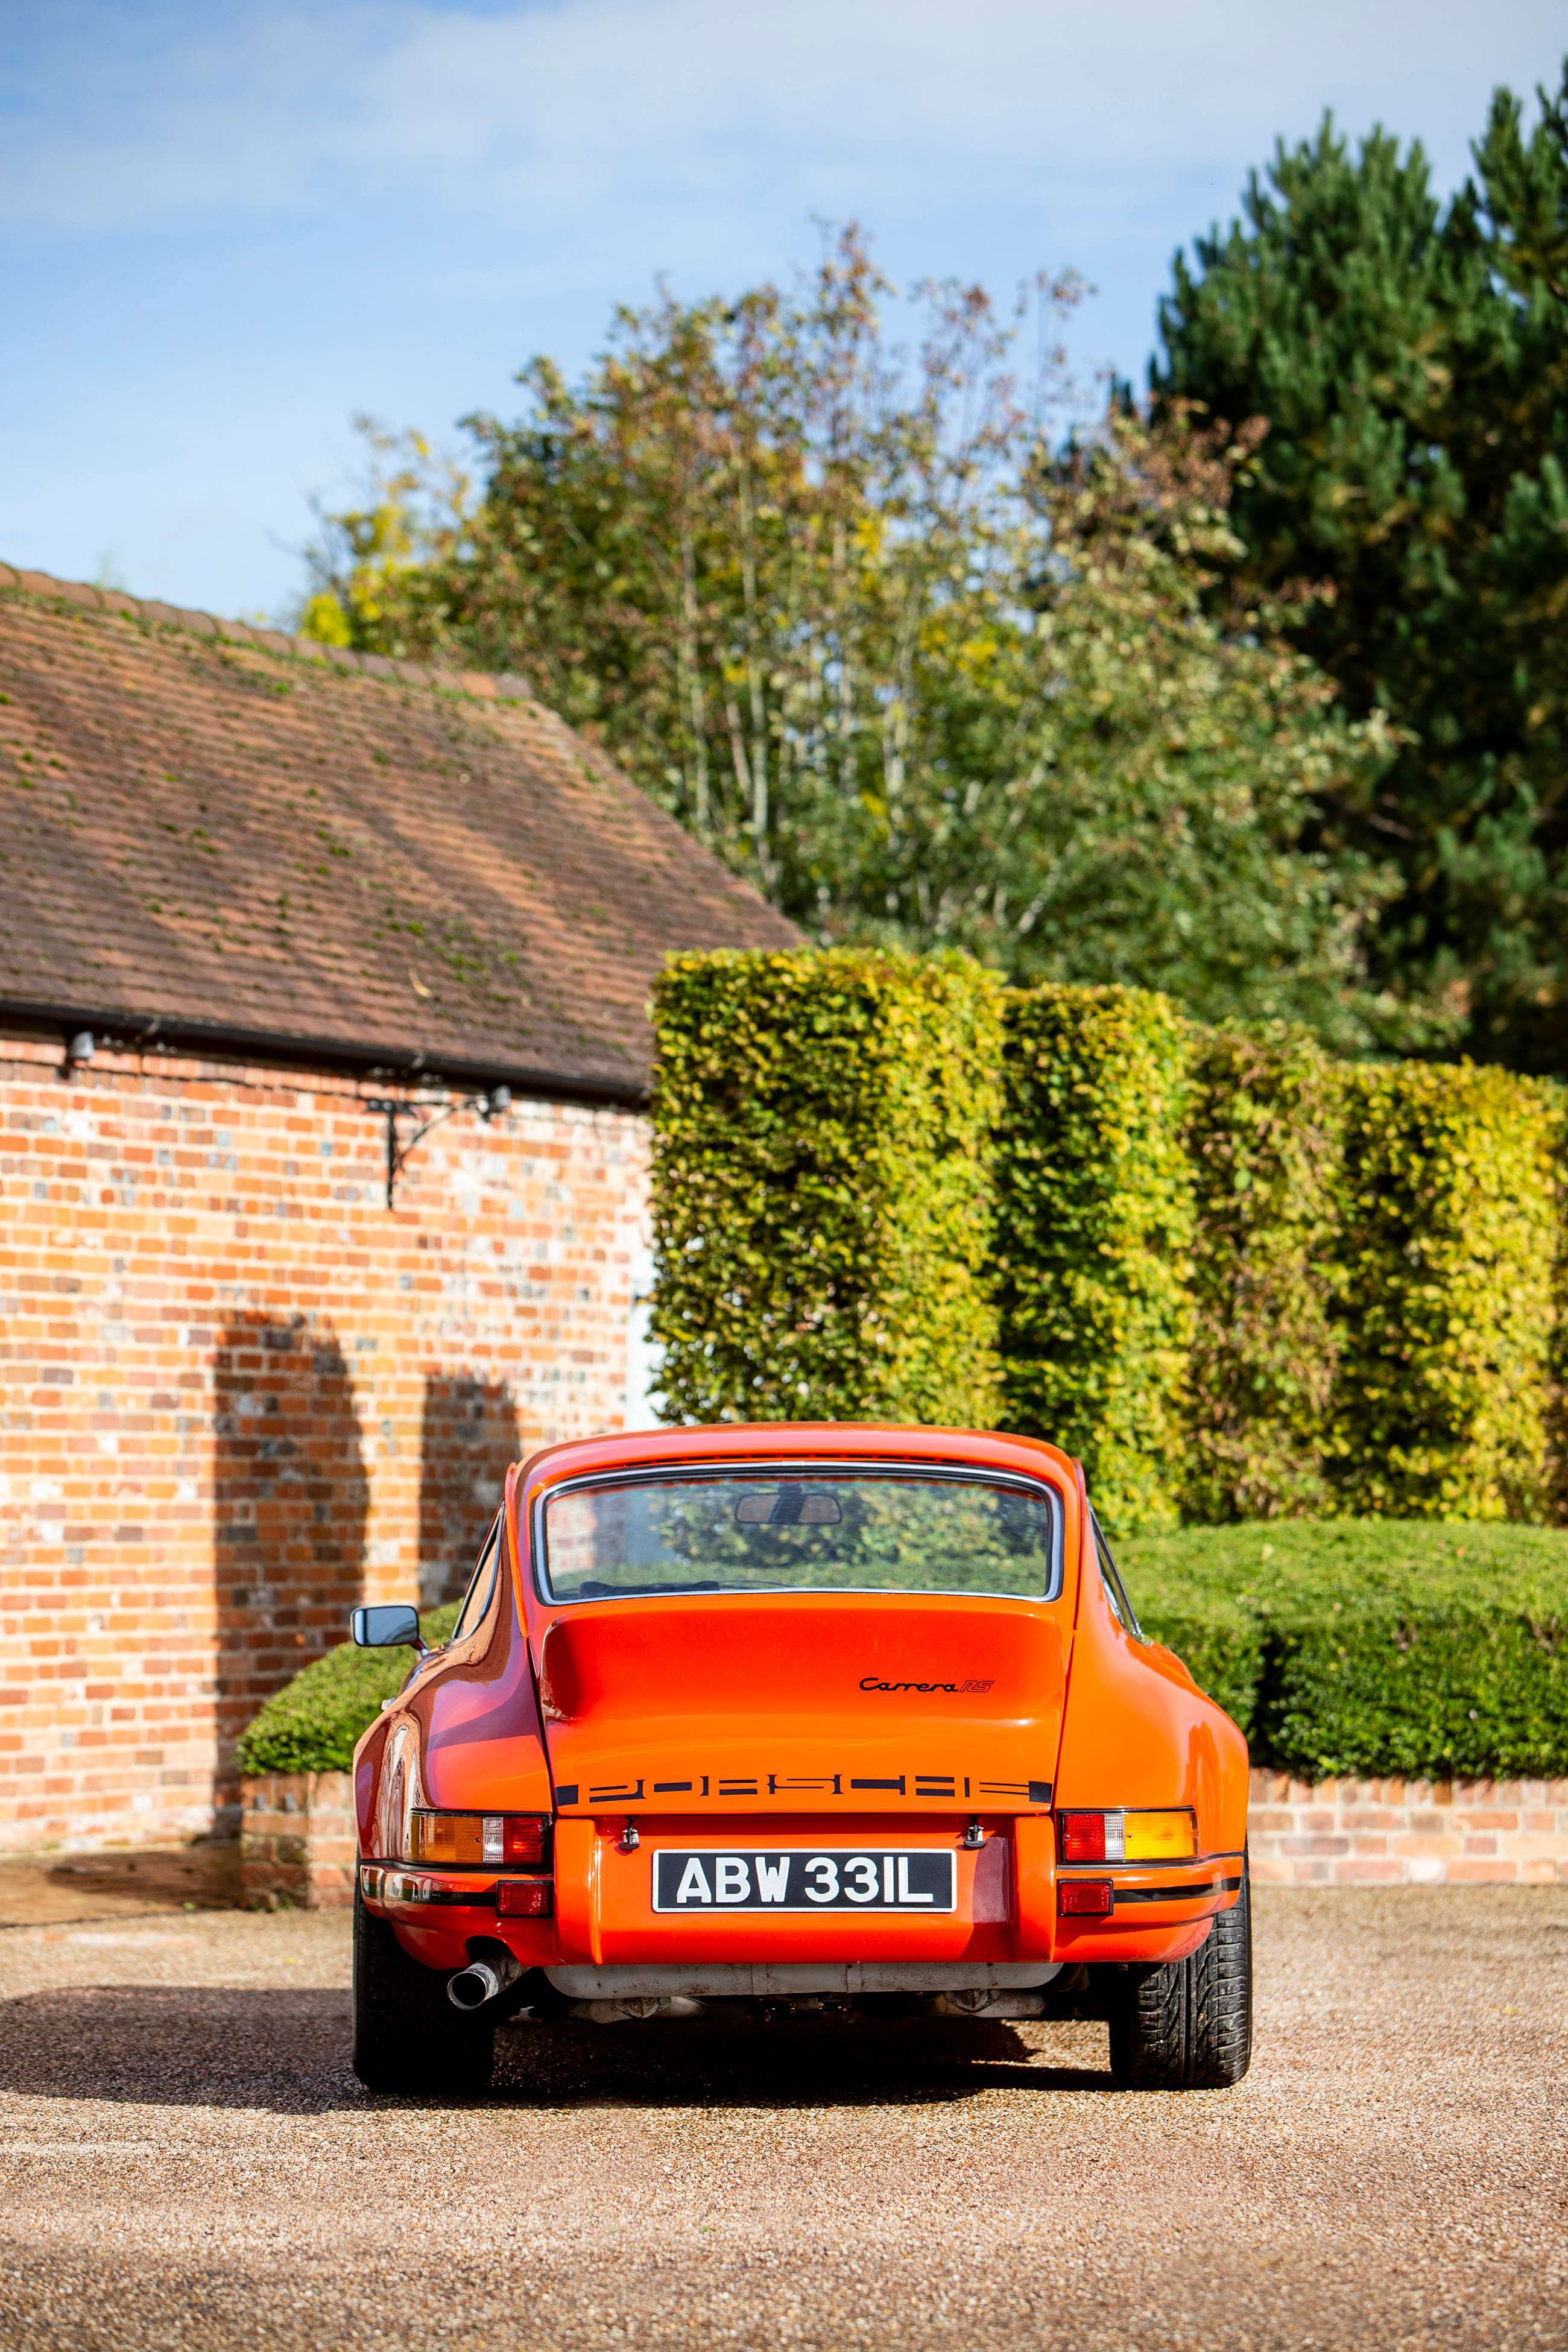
[352,1882,495,2094]
[1106,1859,1253,2090]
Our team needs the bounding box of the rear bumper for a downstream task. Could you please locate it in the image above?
[1052,1862,1245,1962]
[360,1818,1242,1972]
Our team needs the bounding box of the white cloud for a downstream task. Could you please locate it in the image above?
[4,0,1564,234]
[4,0,1563,616]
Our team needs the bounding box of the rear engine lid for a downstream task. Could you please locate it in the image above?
[538,1593,1065,1815]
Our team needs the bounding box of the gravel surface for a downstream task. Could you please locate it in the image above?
[1,1887,1564,2350]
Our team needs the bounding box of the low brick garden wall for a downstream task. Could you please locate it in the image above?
[240,1768,1568,1906]
[241,1772,357,1909]
[1247,1769,1568,1884]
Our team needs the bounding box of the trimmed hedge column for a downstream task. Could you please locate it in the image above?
[1332,1062,1560,1519]
[650,949,1004,1426]
[1183,1023,1346,1523]
[996,985,1193,1533]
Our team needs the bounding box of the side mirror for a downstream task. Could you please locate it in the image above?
[350,1604,423,1650]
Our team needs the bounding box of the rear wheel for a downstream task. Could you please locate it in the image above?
[352,1882,495,2094]
[1107,1859,1252,2090]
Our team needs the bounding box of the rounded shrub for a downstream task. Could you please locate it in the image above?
[235,1604,460,1777]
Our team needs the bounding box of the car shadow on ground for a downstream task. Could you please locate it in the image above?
[0,1988,1113,2114]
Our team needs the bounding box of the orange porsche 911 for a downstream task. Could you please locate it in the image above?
[350,1424,1251,2094]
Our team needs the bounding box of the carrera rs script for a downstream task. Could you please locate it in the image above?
[859,1676,995,1694]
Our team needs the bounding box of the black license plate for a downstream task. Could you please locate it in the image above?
[651,1848,956,1912]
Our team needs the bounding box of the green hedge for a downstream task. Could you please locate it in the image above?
[996,985,1193,1534]
[649,952,1568,1528]
[1126,1522,1568,1778]
[1330,1062,1560,1520]
[1183,1023,1345,1523]
[650,949,1004,1426]
[239,1530,1568,1784]
[235,1604,460,1777]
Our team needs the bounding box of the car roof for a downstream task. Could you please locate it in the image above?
[516,1422,1081,1502]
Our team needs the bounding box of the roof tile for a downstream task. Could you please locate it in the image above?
[0,571,796,1092]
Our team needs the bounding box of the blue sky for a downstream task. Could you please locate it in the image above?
[3,0,1564,620]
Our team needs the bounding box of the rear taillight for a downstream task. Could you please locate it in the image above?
[1057,1809,1195,1863]
[1058,1880,1114,1917]
[406,1811,552,1867]
[498,1879,554,1918]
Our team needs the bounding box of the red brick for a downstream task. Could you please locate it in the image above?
[1247,1778,1568,1883]
[0,1037,652,1853]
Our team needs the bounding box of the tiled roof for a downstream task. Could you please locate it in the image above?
[0,565,798,1099]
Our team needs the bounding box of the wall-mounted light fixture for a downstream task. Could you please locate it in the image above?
[364,1085,514,1208]
[60,1029,95,1081]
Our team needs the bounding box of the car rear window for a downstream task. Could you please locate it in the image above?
[537,1466,1061,1603]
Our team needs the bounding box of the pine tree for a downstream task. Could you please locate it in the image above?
[1154,64,1568,1066]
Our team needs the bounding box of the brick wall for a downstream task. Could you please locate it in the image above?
[0,1033,650,1854]
[240,1772,356,1909]
[236,1767,1568,1907]
[1247,1770,1568,1883]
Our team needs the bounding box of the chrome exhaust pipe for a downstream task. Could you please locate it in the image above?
[447,1953,522,2012]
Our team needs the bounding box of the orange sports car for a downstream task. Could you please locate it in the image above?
[350,1424,1252,2093]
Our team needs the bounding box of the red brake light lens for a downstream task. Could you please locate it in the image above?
[1059,1880,1114,1917]
[499,1815,551,1866]
[1058,1811,1109,1862]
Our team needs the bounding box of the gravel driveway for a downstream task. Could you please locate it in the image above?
[1,1886,1564,2350]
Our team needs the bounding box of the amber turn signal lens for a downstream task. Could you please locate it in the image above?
[407,1812,551,1866]
[498,1880,553,1917]
[1058,1880,1113,1916]
[1122,1809,1197,1861]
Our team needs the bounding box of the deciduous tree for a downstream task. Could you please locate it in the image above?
[303,228,1402,1044]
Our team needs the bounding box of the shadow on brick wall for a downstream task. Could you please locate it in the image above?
[213,1314,368,1787]
[419,1374,520,1607]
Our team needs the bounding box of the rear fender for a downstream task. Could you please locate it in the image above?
[353,1714,390,1854]
[1055,1516,1249,1857]
[357,1476,553,1859]
[418,1476,552,1813]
